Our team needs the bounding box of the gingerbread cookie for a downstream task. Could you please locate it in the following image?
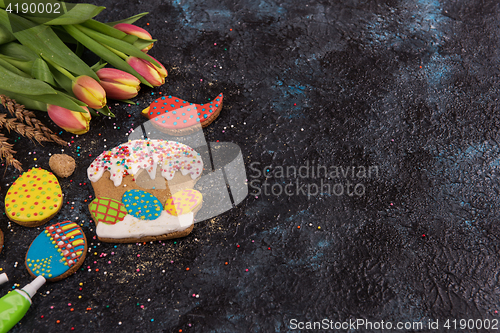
[25,221,87,282]
[141,93,223,135]
[87,139,204,243]
[5,168,63,227]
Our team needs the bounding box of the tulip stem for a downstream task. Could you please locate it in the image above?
[41,54,76,80]
[102,44,128,60]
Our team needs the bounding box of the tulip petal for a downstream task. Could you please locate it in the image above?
[47,104,91,135]
[114,23,152,40]
[126,57,167,87]
[97,68,141,86]
[72,75,107,109]
[99,81,139,100]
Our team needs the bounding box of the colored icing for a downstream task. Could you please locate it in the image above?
[87,139,203,186]
[96,211,193,239]
[141,93,223,129]
[165,189,202,216]
[5,168,62,222]
[26,221,86,279]
[89,197,128,225]
[122,189,162,220]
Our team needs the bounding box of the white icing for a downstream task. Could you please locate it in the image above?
[87,139,203,186]
[96,211,194,239]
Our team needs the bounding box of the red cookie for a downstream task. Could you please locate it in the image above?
[141,93,223,135]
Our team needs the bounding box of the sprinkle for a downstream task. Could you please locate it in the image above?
[186,267,190,271]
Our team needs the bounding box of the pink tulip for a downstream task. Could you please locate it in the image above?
[127,56,167,87]
[72,75,107,109]
[47,104,91,135]
[114,23,154,52]
[96,68,141,100]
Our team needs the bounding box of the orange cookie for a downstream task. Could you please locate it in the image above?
[5,168,63,227]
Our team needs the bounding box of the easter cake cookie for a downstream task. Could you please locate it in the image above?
[5,168,63,227]
[141,93,223,136]
[87,139,204,243]
[25,221,87,282]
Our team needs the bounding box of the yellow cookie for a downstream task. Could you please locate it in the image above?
[5,168,63,227]
[165,189,202,216]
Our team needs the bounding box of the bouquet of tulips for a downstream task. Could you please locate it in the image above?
[0,0,167,134]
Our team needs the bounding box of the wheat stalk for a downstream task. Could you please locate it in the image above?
[0,133,22,172]
[0,95,67,146]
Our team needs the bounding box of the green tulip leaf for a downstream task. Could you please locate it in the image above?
[31,58,56,86]
[0,10,99,80]
[90,60,107,72]
[0,42,37,61]
[63,24,153,88]
[96,104,114,117]
[52,26,78,44]
[0,63,56,95]
[133,38,156,51]
[122,34,138,44]
[104,12,149,26]
[18,91,87,112]
[88,107,98,116]
[27,3,105,26]
[82,19,127,39]
[0,55,31,76]
[74,24,160,68]
[0,23,14,44]
[47,62,73,94]
[0,88,47,111]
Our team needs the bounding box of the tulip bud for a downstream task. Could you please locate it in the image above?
[72,75,107,109]
[126,56,167,87]
[96,68,141,100]
[114,23,154,52]
[47,105,91,135]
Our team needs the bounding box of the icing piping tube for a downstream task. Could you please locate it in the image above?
[0,276,45,333]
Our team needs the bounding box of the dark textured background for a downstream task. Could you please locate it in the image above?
[2,0,500,332]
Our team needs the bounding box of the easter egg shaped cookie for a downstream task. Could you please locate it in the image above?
[5,168,63,227]
[25,221,87,282]
[122,189,162,220]
[165,189,203,216]
[89,197,128,225]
